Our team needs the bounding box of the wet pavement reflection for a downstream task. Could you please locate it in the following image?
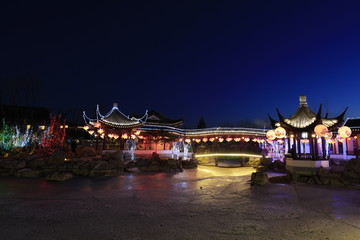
[1,166,360,239]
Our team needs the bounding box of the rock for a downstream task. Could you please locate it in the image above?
[343,158,360,180]
[107,151,124,170]
[330,178,344,187]
[72,168,89,176]
[318,166,330,177]
[256,166,266,172]
[270,160,286,173]
[250,172,269,186]
[26,158,46,169]
[143,164,160,172]
[47,150,65,166]
[89,169,120,176]
[297,176,308,183]
[92,160,114,170]
[15,168,41,178]
[76,146,97,157]
[248,157,261,167]
[0,159,26,169]
[321,177,330,185]
[136,158,151,167]
[46,172,73,181]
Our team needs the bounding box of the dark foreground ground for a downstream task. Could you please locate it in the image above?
[1,166,360,240]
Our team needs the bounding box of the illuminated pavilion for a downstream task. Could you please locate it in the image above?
[268,96,349,174]
[82,103,268,160]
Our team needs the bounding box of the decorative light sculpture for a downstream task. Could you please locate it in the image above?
[113,134,119,140]
[274,127,286,138]
[244,137,250,142]
[314,124,328,137]
[209,137,215,142]
[338,126,352,138]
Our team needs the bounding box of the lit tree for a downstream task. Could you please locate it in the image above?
[40,114,66,151]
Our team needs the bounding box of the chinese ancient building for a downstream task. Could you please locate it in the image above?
[268,96,349,174]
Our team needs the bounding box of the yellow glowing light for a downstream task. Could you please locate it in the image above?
[244,137,250,142]
[97,128,104,134]
[195,153,262,158]
[226,137,233,142]
[108,133,114,138]
[88,130,94,135]
[266,130,276,140]
[100,134,105,139]
[195,139,201,143]
[209,137,215,142]
[234,138,241,142]
[39,125,45,130]
[131,134,136,139]
[113,134,119,140]
[83,126,89,131]
[314,124,328,137]
[355,136,358,139]
[218,137,224,143]
[202,138,208,142]
[338,126,352,138]
[26,125,31,129]
[185,138,191,143]
[60,125,63,129]
[135,130,141,135]
[122,133,128,139]
[94,122,101,128]
[274,127,286,139]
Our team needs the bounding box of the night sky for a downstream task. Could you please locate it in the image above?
[1,1,360,127]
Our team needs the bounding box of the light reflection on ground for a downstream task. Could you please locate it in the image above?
[0,166,360,239]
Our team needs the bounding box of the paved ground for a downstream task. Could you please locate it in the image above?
[1,166,360,240]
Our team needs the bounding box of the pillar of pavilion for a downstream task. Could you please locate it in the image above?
[83,103,148,151]
[268,96,347,175]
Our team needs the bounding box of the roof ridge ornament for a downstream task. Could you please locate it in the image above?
[299,95,307,106]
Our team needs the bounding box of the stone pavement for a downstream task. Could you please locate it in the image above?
[0,166,359,240]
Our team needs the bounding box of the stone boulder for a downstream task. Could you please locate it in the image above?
[76,146,97,157]
[104,151,124,170]
[343,158,360,181]
[248,157,261,167]
[15,168,41,178]
[250,172,269,186]
[47,150,65,166]
[46,172,73,181]
[0,159,26,169]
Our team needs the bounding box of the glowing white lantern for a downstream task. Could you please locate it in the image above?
[314,124,328,137]
[202,138,208,142]
[218,137,224,143]
[324,132,333,140]
[274,127,286,139]
[266,130,276,140]
[338,126,352,138]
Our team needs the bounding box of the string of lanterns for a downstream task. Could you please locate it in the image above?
[266,124,352,142]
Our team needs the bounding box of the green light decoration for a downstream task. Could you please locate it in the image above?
[0,119,16,151]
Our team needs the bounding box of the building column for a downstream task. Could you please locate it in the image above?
[343,140,347,159]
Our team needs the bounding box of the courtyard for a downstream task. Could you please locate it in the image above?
[1,166,360,240]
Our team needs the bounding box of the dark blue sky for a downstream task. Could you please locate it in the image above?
[1,1,360,127]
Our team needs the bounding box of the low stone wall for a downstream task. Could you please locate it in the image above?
[0,147,198,181]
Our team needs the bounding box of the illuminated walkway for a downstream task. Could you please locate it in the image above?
[0,167,359,239]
